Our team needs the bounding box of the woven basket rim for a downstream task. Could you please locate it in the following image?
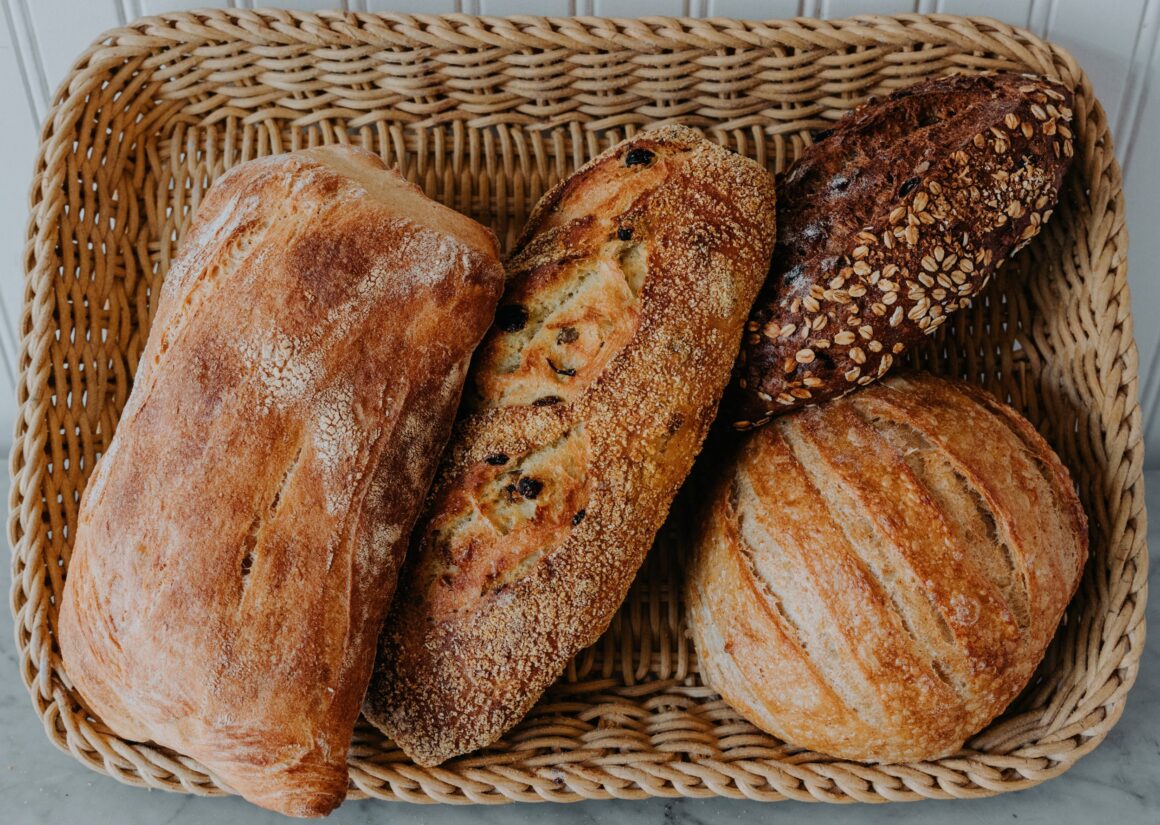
[9,10,1148,808]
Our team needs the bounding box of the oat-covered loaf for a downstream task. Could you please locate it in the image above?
[57,145,505,817]
[689,373,1088,762]
[729,72,1074,428]
[364,126,777,766]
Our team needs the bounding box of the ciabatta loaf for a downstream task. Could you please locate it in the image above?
[364,126,777,766]
[689,373,1088,762]
[58,145,505,817]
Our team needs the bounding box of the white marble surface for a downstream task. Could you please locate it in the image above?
[2,472,1155,825]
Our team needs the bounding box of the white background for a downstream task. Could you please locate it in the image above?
[2,1,1158,461]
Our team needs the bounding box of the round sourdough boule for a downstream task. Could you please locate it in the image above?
[686,372,1088,763]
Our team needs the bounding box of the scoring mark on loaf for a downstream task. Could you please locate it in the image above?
[239,514,261,590]
[423,426,591,611]
[236,444,303,602]
[269,445,302,515]
[472,239,647,410]
[804,398,1033,696]
[731,470,889,722]
[776,423,964,694]
[872,413,1031,631]
[161,190,253,300]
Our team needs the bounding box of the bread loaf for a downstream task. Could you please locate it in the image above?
[57,145,505,816]
[364,126,778,766]
[729,73,1074,427]
[688,373,1088,762]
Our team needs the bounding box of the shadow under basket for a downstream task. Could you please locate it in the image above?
[9,9,1148,806]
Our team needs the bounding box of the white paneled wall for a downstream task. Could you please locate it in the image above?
[2,1,1158,459]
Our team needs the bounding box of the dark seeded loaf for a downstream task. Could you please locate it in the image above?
[728,72,1074,428]
[364,126,777,766]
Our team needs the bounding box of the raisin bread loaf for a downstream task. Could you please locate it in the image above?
[364,126,777,766]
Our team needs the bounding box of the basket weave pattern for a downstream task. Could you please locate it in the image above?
[9,10,1147,805]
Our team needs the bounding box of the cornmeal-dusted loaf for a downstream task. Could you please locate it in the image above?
[364,125,778,766]
[57,145,505,817]
[689,373,1088,763]
[729,73,1074,427]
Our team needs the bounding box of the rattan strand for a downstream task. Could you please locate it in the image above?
[9,10,1147,806]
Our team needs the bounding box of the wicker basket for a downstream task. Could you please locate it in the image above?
[9,9,1147,807]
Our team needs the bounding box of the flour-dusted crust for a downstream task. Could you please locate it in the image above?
[689,373,1088,763]
[729,73,1074,427]
[57,145,505,817]
[364,126,777,766]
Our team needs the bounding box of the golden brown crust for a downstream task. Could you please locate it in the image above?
[57,145,505,817]
[729,73,1075,427]
[364,126,777,766]
[688,372,1088,763]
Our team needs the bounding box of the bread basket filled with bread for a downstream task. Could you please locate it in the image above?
[9,8,1146,814]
